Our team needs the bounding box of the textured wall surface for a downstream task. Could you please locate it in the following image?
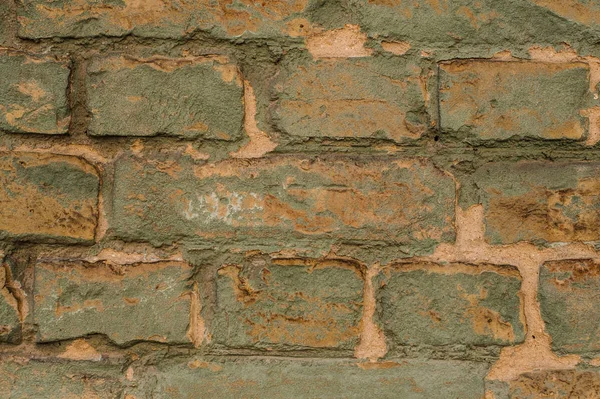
[2,1,600,398]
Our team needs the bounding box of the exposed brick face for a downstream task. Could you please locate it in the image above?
[2,1,600,397]
[439,61,590,140]
[0,51,70,134]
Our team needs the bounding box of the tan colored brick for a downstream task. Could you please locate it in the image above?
[474,161,600,244]
[0,152,99,243]
[440,61,589,140]
[212,257,364,351]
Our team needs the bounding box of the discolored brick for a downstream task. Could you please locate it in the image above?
[539,259,600,353]
[34,259,193,345]
[0,152,99,243]
[473,161,600,244]
[0,266,20,344]
[112,155,455,254]
[486,368,600,399]
[86,55,244,138]
[125,357,489,399]
[272,55,430,142]
[439,60,589,140]
[375,262,525,351]
[17,0,313,39]
[353,0,585,47]
[212,257,363,351]
[0,359,123,398]
[0,51,70,134]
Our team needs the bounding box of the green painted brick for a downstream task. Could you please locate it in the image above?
[0,359,123,398]
[17,0,315,39]
[473,161,600,245]
[0,51,70,134]
[353,0,591,46]
[112,155,455,253]
[0,152,99,243]
[86,55,244,138]
[212,258,363,351]
[0,267,20,344]
[486,368,600,399]
[440,60,589,140]
[34,260,193,345]
[125,357,489,399]
[272,55,430,142]
[375,262,525,351]
[539,259,600,354]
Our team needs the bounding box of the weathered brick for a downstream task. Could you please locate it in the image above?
[87,55,244,138]
[353,0,582,46]
[439,61,589,140]
[528,0,600,28]
[0,51,70,134]
[539,259,600,353]
[0,266,20,344]
[376,262,524,351]
[125,357,489,399]
[486,368,600,399]
[17,0,313,39]
[112,156,455,253]
[473,161,600,244]
[212,257,363,351]
[34,259,193,345]
[0,152,99,243]
[0,359,123,398]
[272,55,430,142]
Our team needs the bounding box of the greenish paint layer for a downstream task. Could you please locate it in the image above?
[439,61,590,140]
[212,259,363,351]
[34,260,192,345]
[125,357,489,398]
[352,0,599,47]
[486,367,600,399]
[273,53,431,142]
[111,155,455,254]
[17,0,318,39]
[0,153,99,243]
[0,284,20,344]
[0,359,123,398]
[539,259,600,354]
[472,161,600,244]
[375,263,524,352]
[0,53,70,134]
[86,56,244,139]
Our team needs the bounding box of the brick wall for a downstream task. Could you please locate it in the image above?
[1,1,600,398]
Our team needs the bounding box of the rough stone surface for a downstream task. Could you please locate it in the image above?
[353,0,590,47]
[272,54,431,142]
[0,266,20,344]
[486,368,600,399]
[0,152,99,243]
[212,257,363,351]
[0,359,123,398]
[439,61,589,140]
[473,161,600,244]
[87,55,244,138]
[17,0,316,39]
[539,259,600,354]
[34,259,193,345]
[112,155,455,253]
[375,262,525,351]
[125,357,489,399]
[0,52,70,134]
